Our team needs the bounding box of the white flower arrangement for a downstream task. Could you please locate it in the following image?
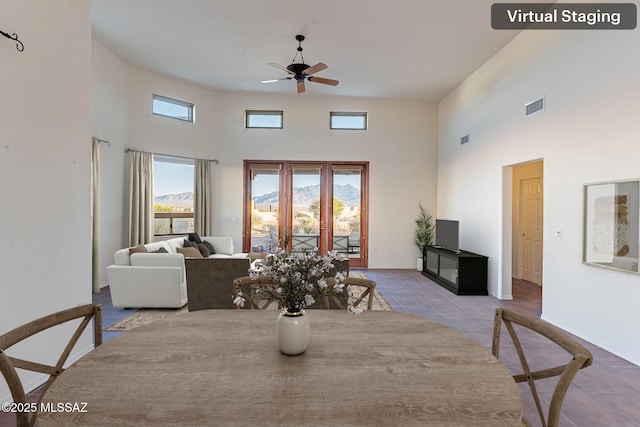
[233,248,361,314]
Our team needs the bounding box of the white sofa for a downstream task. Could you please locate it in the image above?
[106,236,247,308]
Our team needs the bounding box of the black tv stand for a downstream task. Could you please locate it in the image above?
[422,245,488,295]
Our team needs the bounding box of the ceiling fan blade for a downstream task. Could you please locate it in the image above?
[304,62,328,76]
[261,77,292,83]
[268,63,294,75]
[308,76,339,86]
[297,80,306,93]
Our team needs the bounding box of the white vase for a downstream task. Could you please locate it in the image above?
[277,310,309,355]
[417,257,423,271]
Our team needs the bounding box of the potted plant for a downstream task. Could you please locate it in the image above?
[414,203,434,270]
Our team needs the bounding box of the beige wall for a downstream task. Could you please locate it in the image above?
[97,64,438,269]
[92,38,129,287]
[438,26,640,364]
[0,0,92,401]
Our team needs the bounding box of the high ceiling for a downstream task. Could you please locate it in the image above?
[91,0,547,102]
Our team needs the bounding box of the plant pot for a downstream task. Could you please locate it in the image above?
[417,257,423,271]
[277,310,309,355]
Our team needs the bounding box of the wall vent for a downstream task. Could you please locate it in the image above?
[460,134,470,145]
[525,97,545,116]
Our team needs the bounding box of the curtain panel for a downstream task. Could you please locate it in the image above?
[128,151,154,246]
[194,159,213,236]
[91,139,101,293]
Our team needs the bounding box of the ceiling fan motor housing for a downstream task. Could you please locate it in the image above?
[287,63,310,81]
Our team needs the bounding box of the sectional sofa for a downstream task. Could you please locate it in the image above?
[106,236,249,308]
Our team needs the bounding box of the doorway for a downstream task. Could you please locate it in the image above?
[243,160,368,267]
[512,160,544,286]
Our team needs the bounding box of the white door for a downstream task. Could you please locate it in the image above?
[521,176,542,284]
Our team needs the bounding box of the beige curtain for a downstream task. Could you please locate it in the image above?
[194,159,213,236]
[91,139,101,293]
[128,151,154,246]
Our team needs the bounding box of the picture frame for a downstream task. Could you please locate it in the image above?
[583,179,640,274]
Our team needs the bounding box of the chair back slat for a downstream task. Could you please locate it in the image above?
[492,308,593,427]
[0,303,102,427]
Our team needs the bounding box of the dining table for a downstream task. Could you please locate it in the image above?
[38,310,522,426]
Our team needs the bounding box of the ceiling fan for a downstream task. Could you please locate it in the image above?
[261,35,339,93]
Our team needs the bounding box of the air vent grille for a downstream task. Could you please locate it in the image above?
[525,97,545,116]
[460,134,470,145]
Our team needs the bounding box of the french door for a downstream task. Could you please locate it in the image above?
[243,160,368,267]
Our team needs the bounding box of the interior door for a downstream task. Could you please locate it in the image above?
[521,176,543,284]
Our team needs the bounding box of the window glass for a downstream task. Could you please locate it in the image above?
[153,157,195,236]
[246,110,283,129]
[330,112,367,130]
[153,94,194,122]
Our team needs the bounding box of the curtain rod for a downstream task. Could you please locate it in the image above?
[93,137,111,147]
[125,148,219,164]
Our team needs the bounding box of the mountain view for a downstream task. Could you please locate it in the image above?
[154,184,360,210]
[253,184,360,209]
[154,191,194,208]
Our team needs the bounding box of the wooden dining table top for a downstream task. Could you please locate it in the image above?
[39,310,521,426]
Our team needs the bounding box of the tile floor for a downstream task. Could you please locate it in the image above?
[2,269,638,426]
[368,270,640,427]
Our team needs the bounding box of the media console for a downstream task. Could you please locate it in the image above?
[422,245,488,295]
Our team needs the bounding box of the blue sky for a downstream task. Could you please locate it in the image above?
[252,173,360,196]
[154,161,194,196]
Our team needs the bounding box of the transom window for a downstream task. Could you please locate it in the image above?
[152,94,194,123]
[245,110,283,129]
[330,112,367,130]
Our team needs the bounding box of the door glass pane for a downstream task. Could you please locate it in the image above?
[291,167,321,252]
[333,168,361,257]
[250,168,280,252]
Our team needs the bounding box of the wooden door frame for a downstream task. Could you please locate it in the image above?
[243,160,369,267]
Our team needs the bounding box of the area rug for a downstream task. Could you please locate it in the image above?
[106,272,391,332]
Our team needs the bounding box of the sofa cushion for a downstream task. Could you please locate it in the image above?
[183,239,194,248]
[188,232,202,244]
[201,240,215,254]
[151,247,168,253]
[143,241,172,253]
[129,245,148,254]
[177,247,203,258]
[196,243,210,257]
[201,237,234,256]
[164,237,185,253]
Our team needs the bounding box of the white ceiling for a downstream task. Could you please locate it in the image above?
[91,0,547,102]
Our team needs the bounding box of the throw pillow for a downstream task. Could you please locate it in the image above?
[129,245,148,254]
[177,247,203,258]
[188,232,202,243]
[197,243,210,257]
[183,239,194,248]
[201,240,215,254]
[151,247,168,253]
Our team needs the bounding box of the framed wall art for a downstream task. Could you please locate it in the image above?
[583,179,640,273]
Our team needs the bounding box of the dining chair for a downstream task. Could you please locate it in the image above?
[324,276,377,310]
[0,303,102,427]
[492,308,593,427]
[233,276,280,309]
